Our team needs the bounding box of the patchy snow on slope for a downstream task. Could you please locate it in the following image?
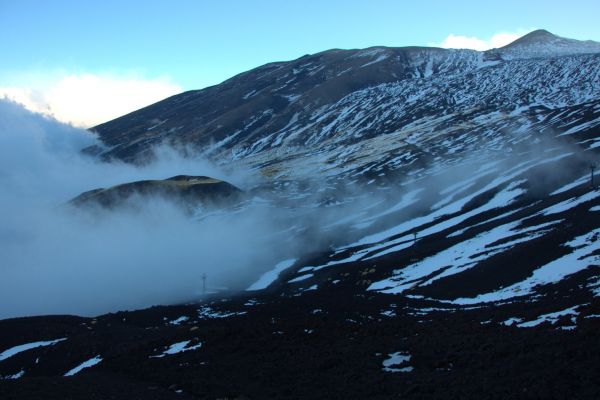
[198,306,247,319]
[432,164,499,210]
[380,310,397,317]
[517,305,581,328]
[243,89,257,100]
[361,54,389,68]
[432,181,478,210]
[368,218,558,294]
[418,179,527,239]
[169,316,189,325]
[2,370,25,380]
[541,190,600,215]
[382,351,413,372]
[419,221,559,286]
[64,356,102,376]
[558,115,600,136]
[0,338,66,361]
[247,259,297,290]
[502,317,523,326]
[349,214,432,249]
[353,189,423,229]
[288,273,314,283]
[362,236,414,261]
[349,167,532,250]
[150,341,202,358]
[451,228,600,304]
[361,178,530,268]
[299,249,372,273]
[337,67,352,76]
[350,48,387,59]
[588,139,600,150]
[550,175,589,195]
[282,94,301,103]
[448,207,525,238]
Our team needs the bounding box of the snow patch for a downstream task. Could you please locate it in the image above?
[517,305,581,328]
[541,190,600,215]
[369,218,558,294]
[198,306,247,319]
[247,259,297,290]
[64,356,102,376]
[502,317,523,326]
[382,351,413,372]
[550,175,588,195]
[3,370,25,380]
[451,228,600,304]
[361,54,389,68]
[169,316,189,325]
[0,338,67,361]
[288,273,314,283]
[150,341,202,358]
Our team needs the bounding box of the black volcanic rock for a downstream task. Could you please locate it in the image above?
[70,175,244,212]
[506,29,559,45]
[1,286,599,399]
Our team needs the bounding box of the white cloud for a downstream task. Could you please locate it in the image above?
[0,100,293,318]
[434,29,535,51]
[0,73,182,128]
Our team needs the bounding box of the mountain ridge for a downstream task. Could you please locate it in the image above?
[80,27,600,311]
[2,29,600,399]
[89,30,600,168]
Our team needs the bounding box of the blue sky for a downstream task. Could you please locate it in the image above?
[1,0,599,126]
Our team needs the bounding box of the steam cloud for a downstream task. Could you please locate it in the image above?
[0,100,299,319]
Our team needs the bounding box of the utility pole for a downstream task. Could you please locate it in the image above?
[202,273,207,296]
[410,232,418,262]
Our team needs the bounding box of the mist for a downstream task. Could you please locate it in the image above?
[0,99,592,320]
[0,100,301,319]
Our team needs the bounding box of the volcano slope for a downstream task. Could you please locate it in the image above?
[70,175,244,214]
[2,30,600,399]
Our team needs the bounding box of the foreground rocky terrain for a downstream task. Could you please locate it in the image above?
[1,289,599,399]
[1,30,599,399]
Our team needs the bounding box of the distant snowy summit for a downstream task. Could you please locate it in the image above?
[487,29,600,60]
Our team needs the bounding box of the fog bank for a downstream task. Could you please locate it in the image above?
[0,100,294,319]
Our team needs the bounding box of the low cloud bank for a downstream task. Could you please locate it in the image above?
[0,72,182,127]
[433,29,534,51]
[0,101,294,319]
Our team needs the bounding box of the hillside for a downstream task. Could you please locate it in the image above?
[70,175,244,213]
[1,30,600,399]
